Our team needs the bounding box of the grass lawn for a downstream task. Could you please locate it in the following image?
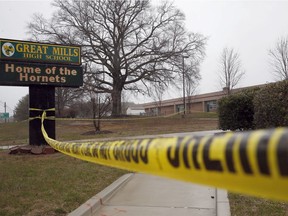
[0,112,219,146]
[0,152,127,216]
[0,112,288,215]
[229,193,288,216]
[0,121,29,147]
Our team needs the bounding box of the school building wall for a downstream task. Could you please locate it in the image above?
[142,84,265,116]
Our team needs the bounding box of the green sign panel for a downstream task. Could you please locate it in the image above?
[0,112,9,119]
[0,61,83,87]
[0,38,81,65]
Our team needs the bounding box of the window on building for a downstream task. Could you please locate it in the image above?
[176,104,184,113]
[205,100,217,112]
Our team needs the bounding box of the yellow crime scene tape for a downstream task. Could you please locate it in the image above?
[41,111,288,201]
[29,107,185,122]
[29,108,56,121]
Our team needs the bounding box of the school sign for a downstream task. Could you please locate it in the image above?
[0,62,83,87]
[0,39,82,87]
[0,38,81,65]
[0,38,83,146]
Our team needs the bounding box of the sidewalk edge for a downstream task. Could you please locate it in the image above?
[216,189,231,216]
[68,173,134,216]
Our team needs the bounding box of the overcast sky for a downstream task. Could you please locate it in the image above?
[1,0,288,113]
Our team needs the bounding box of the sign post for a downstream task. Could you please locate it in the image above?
[29,86,55,145]
[0,38,83,146]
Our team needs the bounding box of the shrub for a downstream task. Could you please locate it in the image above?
[253,81,288,129]
[218,89,258,131]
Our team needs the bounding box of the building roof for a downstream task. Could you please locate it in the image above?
[127,105,145,111]
[141,83,267,109]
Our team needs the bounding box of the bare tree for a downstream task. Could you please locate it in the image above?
[83,71,111,132]
[28,0,206,116]
[218,47,245,95]
[55,87,82,117]
[171,56,201,113]
[90,93,111,132]
[269,36,288,80]
[185,60,200,113]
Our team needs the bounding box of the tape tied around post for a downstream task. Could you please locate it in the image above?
[29,108,56,112]
[29,108,55,121]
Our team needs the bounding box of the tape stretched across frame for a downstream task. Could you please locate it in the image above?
[41,112,288,201]
[55,110,186,122]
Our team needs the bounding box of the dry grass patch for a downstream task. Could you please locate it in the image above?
[56,113,219,141]
[0,112,219,146]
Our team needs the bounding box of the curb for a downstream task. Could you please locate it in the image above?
[68,173,134,216]
[216,189,231,216]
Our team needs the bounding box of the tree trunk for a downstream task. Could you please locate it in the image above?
[111,89,122,117]
[91,97,100,132]
[187,101,191,114]
[56,95,64,117]
[93,119,100,132]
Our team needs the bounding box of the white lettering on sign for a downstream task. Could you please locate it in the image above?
[3,63,80,85]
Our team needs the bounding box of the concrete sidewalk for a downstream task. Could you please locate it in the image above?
[69,173,230,216]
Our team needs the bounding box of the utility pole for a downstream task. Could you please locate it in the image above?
[182,57,186,115]
[4,102,7,123]
[182,55,189,116]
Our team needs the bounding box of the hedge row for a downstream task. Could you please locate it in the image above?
[218,80,288,131]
